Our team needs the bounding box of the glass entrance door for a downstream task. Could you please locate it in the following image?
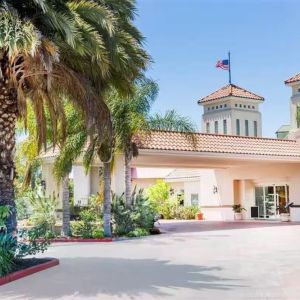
[255,185,289,219]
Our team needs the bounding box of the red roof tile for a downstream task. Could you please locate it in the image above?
[134,130,300,158]
[285,73,300,84]
[198,84,264,104]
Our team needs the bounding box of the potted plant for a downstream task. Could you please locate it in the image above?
[232,204,246,220]
[278,204,290,222]
[196,210,203,220]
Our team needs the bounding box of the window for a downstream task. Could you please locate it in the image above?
[248,105,251,109]
[212,106,215,110]
[254,121,258,137]
[252,106,255,109]
[220,105,223,108]
[191,194,199,206]
[244,105,246,108]
[206,122,210,133]
[245,120,249,136]
[236,119,240,135]
[235,104,238,107]
[208,107,210,111]
[216,105,218,109]
[214,121,218,134]
[224,104,227,108]
[239,104,242,108]
[223,119,227,135]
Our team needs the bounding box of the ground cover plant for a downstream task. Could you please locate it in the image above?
[0,205,50,277]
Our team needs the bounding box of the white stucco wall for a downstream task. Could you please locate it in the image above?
[41,163,63,209]
[201,97,263,137]
[73,165,91,206]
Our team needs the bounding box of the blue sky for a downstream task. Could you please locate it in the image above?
[135,0,300,137]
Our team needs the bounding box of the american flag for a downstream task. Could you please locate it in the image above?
[216,59,229,70]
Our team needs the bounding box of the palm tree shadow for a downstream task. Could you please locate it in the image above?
[1,257,242,299]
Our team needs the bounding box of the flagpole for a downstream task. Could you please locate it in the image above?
[228,51,232,84]
[228,51,231,84]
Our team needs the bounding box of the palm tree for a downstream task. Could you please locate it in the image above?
[108,79,159,205]
[148,110,197,132]
[0,0,149,233]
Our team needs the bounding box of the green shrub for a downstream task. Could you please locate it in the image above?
[28,192,57,232]
[0,205,11,229]
[127,228,149,238]
[173,205,198,220]
[146,180,171,213]
[70,209,103,238]
[92,227,104,239]
[15,196,31,220]
[0,226,51,277]
[0,233,15,276]
[111,190,156,236]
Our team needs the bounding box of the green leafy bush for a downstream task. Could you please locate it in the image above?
[28,192,57,233]
[16,196,31,220]
[0,226,51,277]
[0,233,16,276]
[92,227,104,239]
[173,205,198,220]
[0,205,11,229]
[111,190,156,236]
[127,228,149,238]
[146,180,170,213]
[70,208,103,238]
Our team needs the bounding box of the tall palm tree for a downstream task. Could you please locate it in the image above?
[0,0,149,233]
[108,79,159,205]
[148,110,197,132]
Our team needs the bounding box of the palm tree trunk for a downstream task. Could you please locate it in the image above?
[125,154,132,206]
[103,162,112,237]
[0,78,18,234]
[61,176,70,236]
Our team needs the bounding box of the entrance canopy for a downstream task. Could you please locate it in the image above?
[132,130,300,168]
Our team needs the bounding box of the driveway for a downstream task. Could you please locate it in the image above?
[1,221,300,300]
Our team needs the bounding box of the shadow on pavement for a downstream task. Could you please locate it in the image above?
[0,257,241,299]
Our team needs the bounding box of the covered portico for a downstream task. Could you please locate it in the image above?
[113,130,300,221]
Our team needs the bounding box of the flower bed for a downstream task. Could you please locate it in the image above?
[0,258,59,286]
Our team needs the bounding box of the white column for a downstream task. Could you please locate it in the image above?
[73,165,91,206]
[41,163,63,209]
[111,154,126,196]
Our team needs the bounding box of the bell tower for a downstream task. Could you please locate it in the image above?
[285,73,300,133]
[198,84,264,137]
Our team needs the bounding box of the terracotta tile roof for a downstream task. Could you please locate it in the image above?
[134,130,300,158]
[198,84,264,104]
[285,73,300,84]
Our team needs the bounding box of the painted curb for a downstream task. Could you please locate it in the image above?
[51,237,113,243]
[0,258,59,286]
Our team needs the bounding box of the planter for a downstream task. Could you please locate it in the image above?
[0,258,59,286]
[280,213,290,222]
[196,212,204,220]
[234,212,243,220]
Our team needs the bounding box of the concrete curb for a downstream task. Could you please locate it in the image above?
[51,237,113,243]
[0,258,59,286]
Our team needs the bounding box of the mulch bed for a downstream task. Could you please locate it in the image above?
[0,258,59,286]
